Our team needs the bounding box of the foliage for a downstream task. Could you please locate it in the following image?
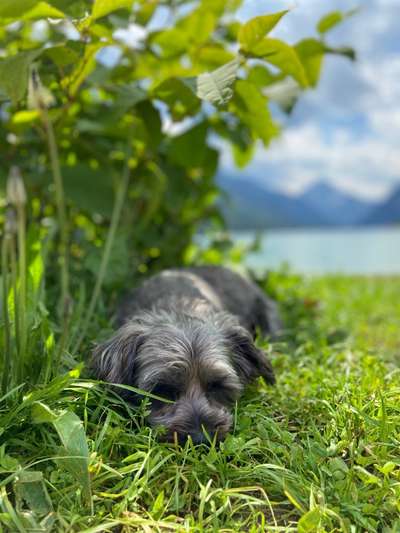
[0,0,352,281]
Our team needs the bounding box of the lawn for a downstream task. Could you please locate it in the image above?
[1,272,399,532]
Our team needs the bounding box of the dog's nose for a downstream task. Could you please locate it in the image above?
[189,431,207,444]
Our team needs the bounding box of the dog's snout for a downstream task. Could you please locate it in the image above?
[189,431,207,444]
[189,403,217,441]
[149,392,233,444]
[182,398,231,443]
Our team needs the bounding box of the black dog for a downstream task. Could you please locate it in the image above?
[92,266,281,443]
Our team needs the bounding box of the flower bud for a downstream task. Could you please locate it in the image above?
[6,166,27,207]
[28,65,55,110]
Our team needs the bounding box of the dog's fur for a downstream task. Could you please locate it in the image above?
[92,266,281,443]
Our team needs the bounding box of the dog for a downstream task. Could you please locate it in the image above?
[92,266,281,444]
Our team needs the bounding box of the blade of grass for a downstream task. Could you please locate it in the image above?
[0,486,26,532]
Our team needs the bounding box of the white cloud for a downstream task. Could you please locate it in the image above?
[231,122,397,200]
[113,23,147,49]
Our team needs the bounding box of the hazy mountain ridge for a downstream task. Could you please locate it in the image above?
[364,186,400,225]
[218,174,330,229]
[298,182,377,226]
[218,174,397,229]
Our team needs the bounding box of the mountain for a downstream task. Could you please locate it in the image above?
[218,174,330,229]
[218,175,383,229]
[364,187,400,225]
[298,181,377,225]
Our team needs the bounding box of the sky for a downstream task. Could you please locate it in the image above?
[223,0,400,201]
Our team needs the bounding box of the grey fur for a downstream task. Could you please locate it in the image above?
[92,266,281,443]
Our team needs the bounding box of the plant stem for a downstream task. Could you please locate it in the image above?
[16,205,27,374]
[41,107,70,325]
[72,159,132,354]
[9,236,20,383]
[41,107,71,375]
[1,236,11,394]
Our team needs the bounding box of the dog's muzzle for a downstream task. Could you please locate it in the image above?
[149,396,233,444]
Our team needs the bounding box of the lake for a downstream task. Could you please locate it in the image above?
[231,226,400,275]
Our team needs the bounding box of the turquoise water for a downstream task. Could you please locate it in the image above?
[232,226,400,275]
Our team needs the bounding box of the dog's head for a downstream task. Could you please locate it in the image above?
[92,308,275,443]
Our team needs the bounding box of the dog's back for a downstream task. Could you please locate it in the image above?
[117,266,281,338]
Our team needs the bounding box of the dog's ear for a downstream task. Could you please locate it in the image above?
[91,321,147,386]
[226,327,275,385]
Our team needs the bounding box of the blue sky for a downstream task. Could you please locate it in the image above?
[223,0,400,200]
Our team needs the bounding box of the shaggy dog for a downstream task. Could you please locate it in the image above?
[92,266,281,443]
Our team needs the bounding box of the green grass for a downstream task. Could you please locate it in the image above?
[1,273,400,532]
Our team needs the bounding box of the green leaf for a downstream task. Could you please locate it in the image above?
[134,1,157,25]
[295,39,355,87]
[0,1,66,23]
[195,57,240,105]
[232,141,255,168]
[54,411,91,502]
[192,45,235,69]
[32,402,58,423]
[325,45,356,62]
[44,43,82,68]
[63,164,114,217]
[85,232,130,287]
[201,0,241,16]
[92,0,133,20]
[232,79,279,146]
[22,2,65,21]
[151,490,165,519]
[298,507,322,533]
[110,83,147,119]
[251,38,308,87]
[247,64,278,88]
[11,110,40,125]
[0,0,38,18]
[136,100,163,149]
[152,28,189,59]
[61,43,103,96]
[50,0,89,18]
[178,7,216,45]
[239,11,288,51]
[14,471,53,516]
[213,117,254,168]
[153,78,200,120]
[295,39,325,87]
[33,402,92,505]
[317,9,357,34]
[0,445,20,471]
[377,461,396,475]
[0,49,42,104]
[168,122,209,168]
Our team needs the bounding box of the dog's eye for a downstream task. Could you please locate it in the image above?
[206,379,238,405]
[152,384,179,401]
[207,380,226,393]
